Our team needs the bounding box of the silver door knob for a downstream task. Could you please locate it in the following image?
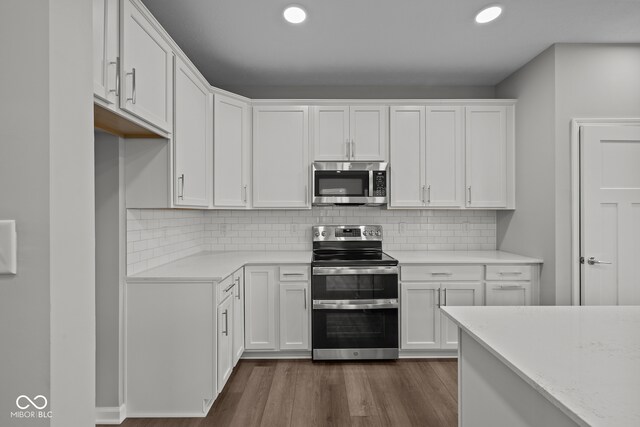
[587,257,612,265]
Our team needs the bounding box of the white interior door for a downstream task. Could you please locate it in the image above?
[581,125,640,305]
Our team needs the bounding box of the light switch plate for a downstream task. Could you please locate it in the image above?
[0,220,17,274]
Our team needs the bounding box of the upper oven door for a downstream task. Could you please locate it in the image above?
[312,162,387,205]
[312,267,398,300]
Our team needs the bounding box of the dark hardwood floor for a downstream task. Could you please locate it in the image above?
[100,359,458,427]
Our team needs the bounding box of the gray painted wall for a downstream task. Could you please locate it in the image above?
[496,46,557,305]
[95,133,125,408]
[553,44,640,304]
[225,85,495,99]
[0,1,52,425]
[496,43,640,305]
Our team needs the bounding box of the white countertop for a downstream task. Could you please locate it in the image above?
[441,306,640,427]
[128,251,312,282]
[386,250,542,264]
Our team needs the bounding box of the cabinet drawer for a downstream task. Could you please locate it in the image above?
[279,266,309,282]
[486,265,531,281]
[485,281,532,306]
[401,265,483,282]
[216,275,236,303]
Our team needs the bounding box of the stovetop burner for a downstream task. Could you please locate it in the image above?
[311,225,398,267]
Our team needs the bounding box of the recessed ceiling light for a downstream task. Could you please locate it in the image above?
[283,6,307,24]
[475,5,502,24]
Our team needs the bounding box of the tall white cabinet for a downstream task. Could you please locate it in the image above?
[313,105,388,161]
[121,0,174,133]
[173,56,212,207]
[252,106,310,208]
[214,94,251,208]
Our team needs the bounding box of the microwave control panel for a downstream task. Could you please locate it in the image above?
[372,171,387,197]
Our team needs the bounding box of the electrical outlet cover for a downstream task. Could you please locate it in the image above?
[0,220,17,274]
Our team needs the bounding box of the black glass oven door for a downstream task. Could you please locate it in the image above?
[311,272,398,300]
[312,308,398,350]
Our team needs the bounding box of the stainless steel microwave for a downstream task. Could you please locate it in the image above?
[312,162,388,206]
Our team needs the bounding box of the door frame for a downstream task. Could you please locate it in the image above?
[570,118,640,305]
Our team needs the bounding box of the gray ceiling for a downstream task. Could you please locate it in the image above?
[141,0,640,91]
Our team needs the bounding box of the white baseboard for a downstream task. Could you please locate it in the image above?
[242,350,312,359]
[96,404,126,425]
[399,350,458,359]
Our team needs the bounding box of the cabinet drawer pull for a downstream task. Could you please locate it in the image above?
[498,271,523,275]
[223,282,235,293]
[431,272,453,276]
[283,273,304,276]
[495,285,524,290]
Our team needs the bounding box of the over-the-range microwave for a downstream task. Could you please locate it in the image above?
[312,162,388,206]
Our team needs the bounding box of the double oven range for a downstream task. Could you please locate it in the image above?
[311,225,399,360]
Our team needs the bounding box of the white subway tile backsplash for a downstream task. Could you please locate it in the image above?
[126,207,497,275]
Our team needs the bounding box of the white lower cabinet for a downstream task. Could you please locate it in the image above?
[401,283,441,349]
[244,265,311,353]
[244,266,279,350]
[439,282,483,349]
[279,282,310,350]
[126,281,214,416]
[232,269,245,366]
[216,293,233,392]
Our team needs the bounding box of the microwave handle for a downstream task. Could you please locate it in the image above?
[369,170,374,198]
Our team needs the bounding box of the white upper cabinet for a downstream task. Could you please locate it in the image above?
[214,95,250,208]
[173,56,211,207]
[93,0,119,105]
[313,105,388,161]
[465,106,508,208]
[390,106,425,207]
[425,106,464,207]
[121,0,174,133]
[313,106,350,160]
[252,106,310,209]
[389,106,463,208]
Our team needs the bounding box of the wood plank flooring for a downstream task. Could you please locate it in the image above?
[99,359,457,427]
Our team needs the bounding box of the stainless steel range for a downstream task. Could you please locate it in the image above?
[311,225,399,361]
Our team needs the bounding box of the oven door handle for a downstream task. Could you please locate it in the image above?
[313,299,398,310]
[312,266,398,275]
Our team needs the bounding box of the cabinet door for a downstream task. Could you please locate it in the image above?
[400,283,441,350]
[350,106,389,161]
[486,282,532,306]
[121,0,173,132]
[426,106,464,207]
[465,106,507,208]
[232,270,245,366]
[174,57,211,207]
[440,282,483,349]
[93,0,119,104]
[279,282,310,350]
[217,295,233,392]
[252,106,310,208]
[214,95,250,207]
[244,266,278,350]
[313,106,350,161]
[389,106,425,208]
[126,281,213,415]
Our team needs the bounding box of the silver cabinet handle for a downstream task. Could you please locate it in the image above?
[351,139,355,158]
[421,185,426,203]
[587,257,612,265]
[222,309,228,336]
[498,271,523,275]
[431,272,452,276]
[443,288,447,306]
[126,67,136,104]
[345,139,350,159]
[427,185,431,203]
[467,186,472,204]
[108,56,120,96]
[177,174,185,199]
[283,273,305,276]
[495,285,524,290]
[243,185,247,204]
[303,288,307,310]
[437,289,441,308]
[223,281,235,293]
[235,277,241,299]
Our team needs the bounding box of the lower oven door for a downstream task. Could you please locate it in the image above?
[312,300,399,360]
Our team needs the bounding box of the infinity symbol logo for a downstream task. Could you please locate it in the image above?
[16,395,48,410]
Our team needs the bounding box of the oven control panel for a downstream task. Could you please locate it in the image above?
[313,225,383,241]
